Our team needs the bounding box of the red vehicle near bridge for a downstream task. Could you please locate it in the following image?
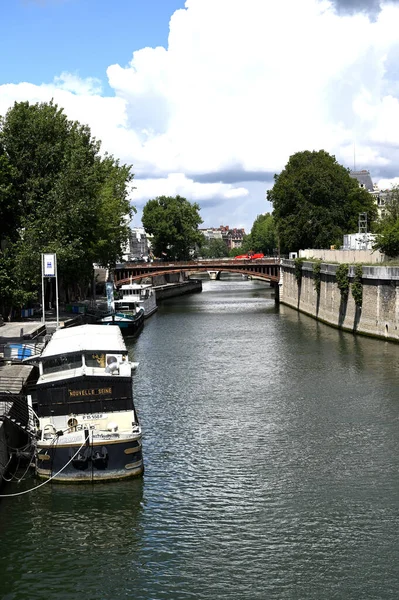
[234,252,264,260]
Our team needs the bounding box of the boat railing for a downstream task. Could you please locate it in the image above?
[0,391,39,435]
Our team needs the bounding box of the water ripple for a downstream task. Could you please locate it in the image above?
[1,278,399,599]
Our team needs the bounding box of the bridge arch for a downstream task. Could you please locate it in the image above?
[114,259,280,287]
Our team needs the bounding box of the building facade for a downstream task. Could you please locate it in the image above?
[200,225,246,251]
[350,169,392,218]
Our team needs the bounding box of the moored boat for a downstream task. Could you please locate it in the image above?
[30,324,143,483]
[117,282,157,319]
[100,299,145,337]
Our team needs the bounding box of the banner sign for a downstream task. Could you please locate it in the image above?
[106,281,115,312]
[43,254,56,277]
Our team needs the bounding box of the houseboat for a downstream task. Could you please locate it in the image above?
[117,282,157,318]
[31,324,143,482]
[100,299,145,337]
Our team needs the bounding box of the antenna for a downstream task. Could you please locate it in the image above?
[353,142,356,171]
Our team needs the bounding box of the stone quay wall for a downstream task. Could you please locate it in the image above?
[280,259,399,342]
[299,248,385,264]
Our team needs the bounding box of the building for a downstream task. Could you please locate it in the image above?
[343,232,377,250]
[349,169,375,192]
[349,169,392,218]
[122,226,152,261]
[200,225,246,251]
[199,228,223,242]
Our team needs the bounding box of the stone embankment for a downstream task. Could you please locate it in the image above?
[280,259,399,342]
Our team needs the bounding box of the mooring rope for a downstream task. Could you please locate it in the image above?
[0,439,87,498]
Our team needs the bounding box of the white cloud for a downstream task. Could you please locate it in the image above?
[2,0,399,230]
[377,177,399,190]
[51,72,103,96]
[133,173,249,205]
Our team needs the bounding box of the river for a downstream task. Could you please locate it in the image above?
[1,275,399,600]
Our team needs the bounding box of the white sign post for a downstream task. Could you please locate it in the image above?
[41,253,59,328]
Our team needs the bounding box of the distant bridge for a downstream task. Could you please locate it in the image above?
[114,258,281,287]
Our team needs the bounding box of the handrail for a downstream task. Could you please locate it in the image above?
[0,393,38,434]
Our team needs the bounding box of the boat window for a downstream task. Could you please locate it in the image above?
[42,353,82,374]
[85,352,106,368]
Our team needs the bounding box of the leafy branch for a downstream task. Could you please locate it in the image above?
[313,260,322,295]
[294,257,305,284]
[351,265,363,308]
[336,263,349,300]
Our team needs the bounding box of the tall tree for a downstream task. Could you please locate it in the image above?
[267,150,377,253]
[201,238,229,258]
[0,150,19,242]
[246,213,276,255]
[0,100,134,316]
[142,195,203,260]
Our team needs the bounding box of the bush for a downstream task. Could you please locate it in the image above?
[294,257,305,284]
[351,265,363,308]
[313,260,322,295]
[336,263,349,300]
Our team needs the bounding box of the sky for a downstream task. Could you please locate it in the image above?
[2,0,399,233]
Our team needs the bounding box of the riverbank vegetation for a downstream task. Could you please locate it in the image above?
[0,100,134,319]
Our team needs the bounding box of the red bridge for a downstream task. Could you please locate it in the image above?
[114,258,281,286]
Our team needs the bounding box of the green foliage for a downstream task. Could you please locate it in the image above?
[201,238,229,258]
[142,195,203,260]
[336,263,349,300]
[377,186,399,224]
[294,257,305,284]
[229,246,244,257]
[374,222,399,258]
[0,100,134,316]
[245,213,276,255]
[373,187,399,258]
[351,265,363,308]
[0,152,19,242]
[313,260,322,295]
[267,150,377,253]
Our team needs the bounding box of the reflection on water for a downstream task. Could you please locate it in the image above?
[0,479,144,599]
[1,275,399,599]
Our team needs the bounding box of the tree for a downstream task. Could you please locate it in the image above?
[267,150,377,253]
[245,213,276,256]
[373,187,399,257]
[0,151,19,242]
[142,195,203,260]
[201,238,229,258]
[0,100,134,315]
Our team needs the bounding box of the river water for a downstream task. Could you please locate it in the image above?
[1,275,399,600]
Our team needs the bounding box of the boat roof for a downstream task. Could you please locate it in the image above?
[40,325,127,358]
[121,283,152,289]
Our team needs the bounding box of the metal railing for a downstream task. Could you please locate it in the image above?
[0,393,38,435]
[2,342,44,362]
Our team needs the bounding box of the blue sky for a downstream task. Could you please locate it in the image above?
[1,0,185,90]
[1,0,399,233]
